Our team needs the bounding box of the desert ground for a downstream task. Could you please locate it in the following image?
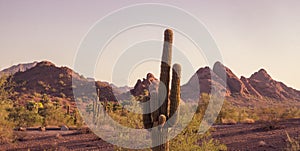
[1,118,299,151]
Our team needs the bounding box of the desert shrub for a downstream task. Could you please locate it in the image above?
[170,94,226,150]
[257,107,282,130]
[0,76,17,143]
[7,105,43,127]
[59,80,66,86]
[0,102,14,144]
[60,92,66,98]
[259,107,279,121]
[280,107,300,119]
[33,92,42,98]
[256,107,300,122]
[113,94,226,150]
[72,109,84,127]
[108,100,143,129]
[38,98,76,127]
[170,111,227,151]
[38,80,47,88]
[7,94,80,128]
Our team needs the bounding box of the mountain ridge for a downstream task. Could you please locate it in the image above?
[0,61,38,76]
[7,61,117,108]
[2,61,300,107]
[181,62,300,102]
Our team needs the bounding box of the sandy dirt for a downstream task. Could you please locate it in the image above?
[211,118,300,151]
[1,118,299,151]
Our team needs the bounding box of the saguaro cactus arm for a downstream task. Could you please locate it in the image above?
[168,64,181,127]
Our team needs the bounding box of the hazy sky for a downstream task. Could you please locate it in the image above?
[1,0,300,89]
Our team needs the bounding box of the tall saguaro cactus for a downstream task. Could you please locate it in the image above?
[142,29,181,151]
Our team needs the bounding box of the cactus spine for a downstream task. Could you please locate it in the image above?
[142,29,181,151]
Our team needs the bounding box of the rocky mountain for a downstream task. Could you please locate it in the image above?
[130,61,300,104]
[181,62,300,102]
[11,61,117,104]
[181,66,229,101]
[248,69,300,101]
[5,60,300,107]
[0,61,38,76]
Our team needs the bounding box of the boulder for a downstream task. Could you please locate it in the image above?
[39,126,46,131]
[60,125,69,131]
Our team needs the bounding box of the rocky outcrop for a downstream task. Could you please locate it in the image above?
[240,76,262,98]
[248,69,300,101]
[130,73,158,96]
[181,66,230,101]
[12,61,117,102]
[213,62,249,95]
[95,81,117,101]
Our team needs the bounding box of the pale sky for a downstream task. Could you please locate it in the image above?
[1,0,300,89]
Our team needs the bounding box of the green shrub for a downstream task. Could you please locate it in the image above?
[0,102,14,144]
[37,99,76,127]
[7,106,43,127]
[0,76,16,143]
[170,113,227,151]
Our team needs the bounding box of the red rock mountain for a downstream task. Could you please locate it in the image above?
[181,62,300,102]
[181,66,229,102]
[129,61,300,103]
[3,61,300,104]
[213,62,249,95]
[248,69,300,101]
[10,61,117,102]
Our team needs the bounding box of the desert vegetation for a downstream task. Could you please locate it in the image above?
[0,73,299,150]
[0,76,15,144]
[0,75,82,144]
[82,95,226,151]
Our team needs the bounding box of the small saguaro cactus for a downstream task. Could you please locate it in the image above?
[92,87,109,125]
[66,105,70,115]
[92,88,102,124]
[142,29,181,151]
